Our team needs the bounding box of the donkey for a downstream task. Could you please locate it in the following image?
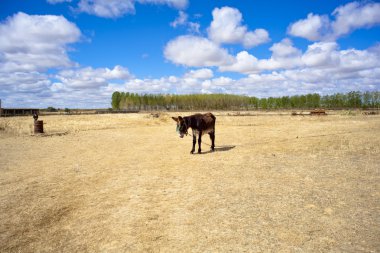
[172,112,216,154]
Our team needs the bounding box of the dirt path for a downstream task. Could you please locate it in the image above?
[0,113,379,252]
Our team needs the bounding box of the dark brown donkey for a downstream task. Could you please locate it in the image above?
[172,113,216,154]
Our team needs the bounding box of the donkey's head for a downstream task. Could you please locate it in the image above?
[172,116,189,138]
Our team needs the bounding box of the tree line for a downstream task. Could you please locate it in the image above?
[111,91,380,110]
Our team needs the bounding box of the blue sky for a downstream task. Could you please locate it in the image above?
[0,0,379,108]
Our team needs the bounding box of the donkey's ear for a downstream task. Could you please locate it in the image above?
[171,117,178,122]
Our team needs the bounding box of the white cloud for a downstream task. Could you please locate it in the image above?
[302,42,380,72]
[1,66,131,108]
[170,11,200,33]
[122,76,177,94]
[219,51,259,74]
[188,22,200,34]
[170,11,187,27]
[0,72,51,93]
[200,77,235,94]
[0,12,81,72]
[258,38,303,70]
[302,42,340,67]
[219,39,380,82]
[78,0,136,18]
[221,39,302,73]
[164,35,233,67]
[332,1,380,38]
[184,68,213,79]
[77,0,188,18]
[56,65,131,89]
[339,46,380,72]
[208,7,245,44]
[208,6,270,48]
[288,13,330,41]
[242,29,270,48]
[270,38,301,58]
[288,1,380,41]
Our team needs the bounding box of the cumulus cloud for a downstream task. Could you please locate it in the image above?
[258,38,303,70]
[208,6,270,48]
[242,29,270,48]
[120,76,181,94]
[0,70,56,108]
[332,1,380,37]
[164,35,233,67]
[167,33,380,80]
[56,65,131,89]
[219,38,380,92]
[220,39,302,73]
[287,13,330,41]
[76,0,187,18]
[2,66,131,108]
[0,12,81,72]
[288,1,380,41]
[184,68,213,79]
[338,46,380,72]
[0,72,51,93]
[124,41,380,96]
[219,51,259,74]
[302,42,340,67]
[302,42,380,73]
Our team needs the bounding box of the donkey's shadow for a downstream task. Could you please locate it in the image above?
[203,145,236,154]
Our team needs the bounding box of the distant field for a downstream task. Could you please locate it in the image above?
[0,112,379,252]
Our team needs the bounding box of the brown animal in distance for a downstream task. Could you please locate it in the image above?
[172,112,216,154]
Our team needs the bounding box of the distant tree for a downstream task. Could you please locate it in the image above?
[347,91,362,108]
[111,91,379,110]
[281,96,290,109]
[259,98,268,109]
[373,91,380,109]
[46,106,57,112]
[362,91,371,109]
[111,91,121,110]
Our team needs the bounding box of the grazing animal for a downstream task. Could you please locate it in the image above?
[172,112,216,154]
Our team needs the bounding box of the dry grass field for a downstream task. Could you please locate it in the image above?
[0,111,379,252]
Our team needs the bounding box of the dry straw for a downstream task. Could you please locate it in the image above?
[0,112,379,252]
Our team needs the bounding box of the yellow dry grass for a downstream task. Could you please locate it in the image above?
[0,112,379,252]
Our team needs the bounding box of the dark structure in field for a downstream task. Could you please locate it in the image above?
[0,100,39,117]
[0,108,40,117]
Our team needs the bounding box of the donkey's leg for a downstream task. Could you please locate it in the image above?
[191,133,196,154]
[209,131,215,151]
[198,131,202,154]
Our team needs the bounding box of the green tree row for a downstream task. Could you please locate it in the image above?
[111,91,380,110]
